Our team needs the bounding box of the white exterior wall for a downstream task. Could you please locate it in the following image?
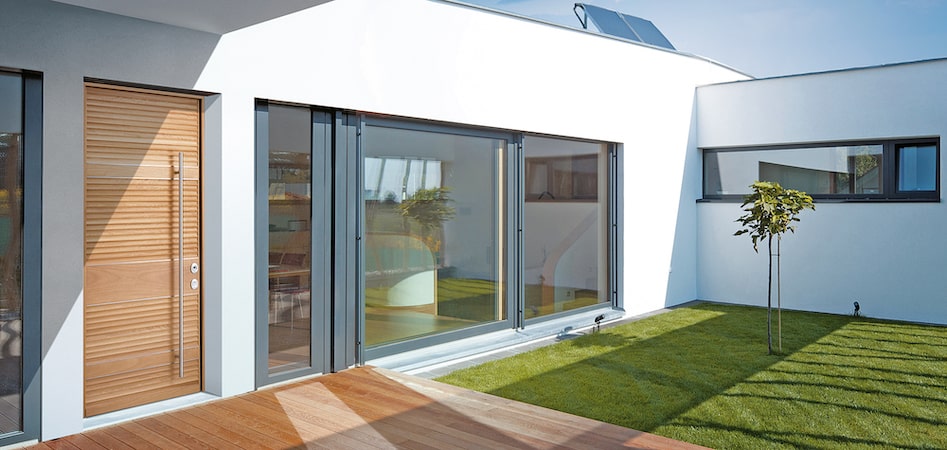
[1,0,230,440]
[3,0,747,440]
[193,0,747,318]
[696,59,947,325]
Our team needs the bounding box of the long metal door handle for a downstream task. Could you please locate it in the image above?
[178,152,185,378]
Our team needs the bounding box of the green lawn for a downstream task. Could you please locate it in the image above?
[436,303,947,449]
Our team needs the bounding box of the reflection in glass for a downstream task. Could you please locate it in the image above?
[524,136,608,319]
[0,72,23,434]
[363,126,505,347]
[705,145,883,195]
[898,144,936,191]
[267,105,311,373]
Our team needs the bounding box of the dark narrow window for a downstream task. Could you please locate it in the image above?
[0,71,24,436]
[265,105,313,374]
[256,101,332,385]
[703,139,939,201]
[0,69,40,445]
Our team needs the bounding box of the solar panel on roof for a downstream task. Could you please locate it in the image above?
[574,3,675,50]
[577,4,641,42]
[619,13,675,50]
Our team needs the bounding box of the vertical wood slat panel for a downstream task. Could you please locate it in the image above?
[84,85,202,417]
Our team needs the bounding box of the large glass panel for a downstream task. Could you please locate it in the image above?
[363,125,505,347]
[0,72,23,434]
[898,144,937,191]
[523,136,608,319]
[705,145,883,196]
[267,105,312,373]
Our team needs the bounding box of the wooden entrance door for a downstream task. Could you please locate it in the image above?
[83,85,202,417]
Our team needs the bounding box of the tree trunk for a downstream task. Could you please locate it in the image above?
[767,235,773,355]
[777,237,782,354]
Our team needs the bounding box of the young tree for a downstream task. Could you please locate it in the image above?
[735,181,814,354]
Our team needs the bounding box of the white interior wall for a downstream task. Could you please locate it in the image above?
[696,59,947,324]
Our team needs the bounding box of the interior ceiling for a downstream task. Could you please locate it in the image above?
[51,0,334,34]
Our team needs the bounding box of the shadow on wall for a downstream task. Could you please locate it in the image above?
[665,96,701,306]
[2,0,221,362]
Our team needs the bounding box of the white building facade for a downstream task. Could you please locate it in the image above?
[0,0,943,445]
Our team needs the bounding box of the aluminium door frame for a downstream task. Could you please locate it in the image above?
[254,101,336,386]
[0,70,42,447]
[356,115,518,361]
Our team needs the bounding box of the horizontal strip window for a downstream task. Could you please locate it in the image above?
[702,138,940,201]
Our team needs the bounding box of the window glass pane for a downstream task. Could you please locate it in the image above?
[705,145,883,195]
[0,72,23,434]
[523,136,608,319]
[898,144,937,191]
[267,105,311,373]
[363,125,505,347]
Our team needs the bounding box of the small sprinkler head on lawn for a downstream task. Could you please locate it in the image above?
[594,314,605,332]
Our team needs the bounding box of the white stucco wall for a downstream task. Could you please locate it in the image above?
[3,0,748,441]
[194,0,748,318]
[696,59,947,325]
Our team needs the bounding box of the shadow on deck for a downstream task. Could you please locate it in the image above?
[30,367,704,449]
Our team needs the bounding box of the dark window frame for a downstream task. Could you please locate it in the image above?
[702,138,940,202]
[0,68,42,447]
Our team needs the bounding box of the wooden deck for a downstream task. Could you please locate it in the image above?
[30,367,704,449]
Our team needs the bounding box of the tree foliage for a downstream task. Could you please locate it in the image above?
[398,186,456,253]
[735,181,814,354]
[735,181,814,252]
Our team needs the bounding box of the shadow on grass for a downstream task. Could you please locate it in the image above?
[765,367,947,390]
[841,322,947,343]
[738,378,947,406]
[664,418,938,450]
[438,303,947,449]
[784,358,946,381]
[809,339,945,360]
[445,304,846,431]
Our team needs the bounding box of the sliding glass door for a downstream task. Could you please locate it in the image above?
[522,136,610,319]
[256,99,619,371]
[362,121,510,354]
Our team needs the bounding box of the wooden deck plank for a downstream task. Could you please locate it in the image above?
[296,371,529,449]
[177,404,291,449]
[80,427,136,450]
[171,408,283,449]
[95,423,166,450]
[134,415,221,450]
[28,367,704,450]
[215,395,381,450]
[136,413,238,449]
[240,388,404,449]
[266,377,475,450]
[58,434,109,450]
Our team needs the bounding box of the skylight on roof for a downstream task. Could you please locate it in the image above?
[574,3,675,50]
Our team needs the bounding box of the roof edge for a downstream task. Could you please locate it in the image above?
[433,0,753,79]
